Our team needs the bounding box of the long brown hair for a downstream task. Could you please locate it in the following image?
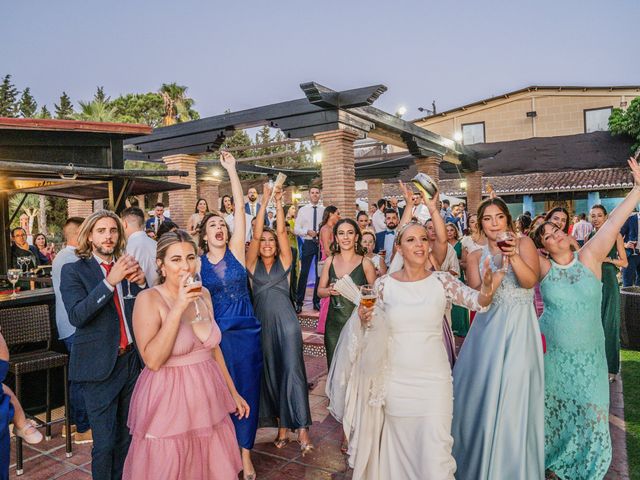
[76,210,126,259]
[330,218,366,256]
[477,197,515,235]
[156,230,198,284]
[198,211,231,252]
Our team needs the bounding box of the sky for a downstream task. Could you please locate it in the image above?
[2,0,639,121]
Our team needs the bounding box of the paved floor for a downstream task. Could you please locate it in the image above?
[7,307,630,479]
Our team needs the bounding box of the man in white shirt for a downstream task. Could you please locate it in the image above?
[121,207,158,287]
[294,187,324,313]
[571,213,594,247]
[371,198,388,233]
[52,216,92,443]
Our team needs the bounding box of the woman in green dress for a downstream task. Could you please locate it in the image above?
[531,155,640,479]
[317,218,376,369]
[447,223,470,336]
[588,204,627,381]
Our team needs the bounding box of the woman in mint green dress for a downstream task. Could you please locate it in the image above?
[532,155,640,479]
[588,205,627,380]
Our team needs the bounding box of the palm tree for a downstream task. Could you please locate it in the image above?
[74,99,120,122]
[159,83,199,126]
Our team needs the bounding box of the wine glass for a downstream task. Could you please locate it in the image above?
[360,284,377,328]
[7,269,21,299]
[185,272,204,323]
[17,257,26,273]
[330,277,344,309]
[495,231,514,272]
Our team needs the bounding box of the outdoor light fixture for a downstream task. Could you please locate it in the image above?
[453,132,463,142]
[312,152,322,163]
[396,106,407,117]
[460,180,468,189]
[211,168,221,178]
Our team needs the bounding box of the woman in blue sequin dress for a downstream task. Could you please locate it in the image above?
[452,197,545,479]
[200,151,262,480]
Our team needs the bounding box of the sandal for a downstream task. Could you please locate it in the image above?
[298,440,314,457]
[14,420,43,444]
[273,436,290,449]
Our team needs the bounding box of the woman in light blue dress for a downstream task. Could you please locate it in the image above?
[531,156,640,479]
[452,197,544,479]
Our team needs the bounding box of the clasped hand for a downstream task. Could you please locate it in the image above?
[106,254,145,287]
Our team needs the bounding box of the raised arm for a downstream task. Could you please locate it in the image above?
[274,186,292,269]
[582,157,640,269]
[246,184,271,273]
[425,190,448,266]
[220,151,246,262]
[398,180,415,227]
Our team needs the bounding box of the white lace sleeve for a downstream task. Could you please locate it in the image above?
[433,271,489,312]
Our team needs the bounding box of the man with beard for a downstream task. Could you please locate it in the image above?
[61,210,146,480]
[245,186,269,226]
[374,209,399,266]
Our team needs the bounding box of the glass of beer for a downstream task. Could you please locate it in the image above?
[185,272,204,323]
[360,284,377,308]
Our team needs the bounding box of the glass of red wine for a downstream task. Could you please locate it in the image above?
[496,231,514,272]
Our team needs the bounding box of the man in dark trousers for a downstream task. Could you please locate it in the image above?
[294,187,324,313]
[61,210,146,480]
[621,210,640,286]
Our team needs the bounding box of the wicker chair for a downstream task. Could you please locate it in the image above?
[0,304,72,476]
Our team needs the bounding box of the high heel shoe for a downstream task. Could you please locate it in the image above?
[273,435,290,449]
[298,440,314,457]
[340,439,348,455]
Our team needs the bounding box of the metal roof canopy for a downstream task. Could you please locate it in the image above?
[124,82,479,172]
[0,118,188,272]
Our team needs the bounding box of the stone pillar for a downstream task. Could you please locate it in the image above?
[67,199,93,218]
[465,171,484,216]
[367,179,384,204]
[415,156,442,184]
[587,191,601,211]
[136,195,146,212]
[314,130,359,217]
[199,178,222,212]
[162,154,198,229]
[283,186,294,206]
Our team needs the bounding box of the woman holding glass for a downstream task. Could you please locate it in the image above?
[335,222,501,479]
[124,230,248,479]
[316,206,340,334]
[199,151,262,480]
[318,219,376,370]
[452,197,545,479]
[33,233,55,265]
[246,184,313,455]
[187,198,210,237]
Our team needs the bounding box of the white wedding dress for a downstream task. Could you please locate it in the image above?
[327,271,486,480]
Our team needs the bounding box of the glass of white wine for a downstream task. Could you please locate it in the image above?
[185,272,204,323]
[7,269,21,299]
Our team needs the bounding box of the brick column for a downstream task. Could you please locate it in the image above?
[314,130,358,217]
[199,178,222,212]
[367,178,384,204]
[67,199,93,218]
[283,186,294,206]
[415,156,442,184]
[465,171,484,215]
[136,195,146,212]
[162,154,198,229]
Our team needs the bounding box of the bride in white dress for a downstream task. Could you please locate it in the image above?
[328,221,503,480]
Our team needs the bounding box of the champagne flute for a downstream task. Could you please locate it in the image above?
[186,272,204,323]
[496,231,514,273]
[17,257,26,273]
[7,269,21,299]
[330,277,344,309]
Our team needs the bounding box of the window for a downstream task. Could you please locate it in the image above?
[584,107,612,133]
[461,122,485,145]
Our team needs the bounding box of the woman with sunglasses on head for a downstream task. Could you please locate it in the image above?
[245,184,313,456]
[199,151,262,480]
[452,196,544,480]
[530,157,640,480]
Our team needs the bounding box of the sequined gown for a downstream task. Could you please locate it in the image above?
[539,254,612,479]
[452,247,545,479]
[201,249,262,449]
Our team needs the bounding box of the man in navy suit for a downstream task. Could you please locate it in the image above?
[145,202,169,233]
[244,186,269,226]
[374,209,399,267]
[61,210,146,480]
[620,211,640,286]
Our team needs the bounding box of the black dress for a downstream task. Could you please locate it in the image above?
[249,257,311,429]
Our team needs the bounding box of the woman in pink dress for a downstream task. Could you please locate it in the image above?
[316,206,340,334]
[124,230,249,479]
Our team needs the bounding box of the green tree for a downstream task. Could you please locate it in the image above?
[610,97,640,154]
[18,87,38,118]
[54,92,74,119]
[110,92,165,127]
[159,82,199,126]
[94,86,109,103]
[0,74,19,117]
[38,105,52,119]
[74,99,119,122]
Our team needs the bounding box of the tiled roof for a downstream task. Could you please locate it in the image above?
[356,167,633,199]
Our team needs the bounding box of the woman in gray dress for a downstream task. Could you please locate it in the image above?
[246,184,313,455]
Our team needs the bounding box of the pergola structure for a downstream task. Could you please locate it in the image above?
[0,118,190,272]
[125,82,488,226]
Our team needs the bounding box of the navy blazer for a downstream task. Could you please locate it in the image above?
[145,215,169,231]
[244,202,269,226]
[375,231,394,253]
[621,213,639,255]
[61,257,143,383]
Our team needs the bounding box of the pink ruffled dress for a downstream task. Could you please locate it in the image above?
[123,289,242,480]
